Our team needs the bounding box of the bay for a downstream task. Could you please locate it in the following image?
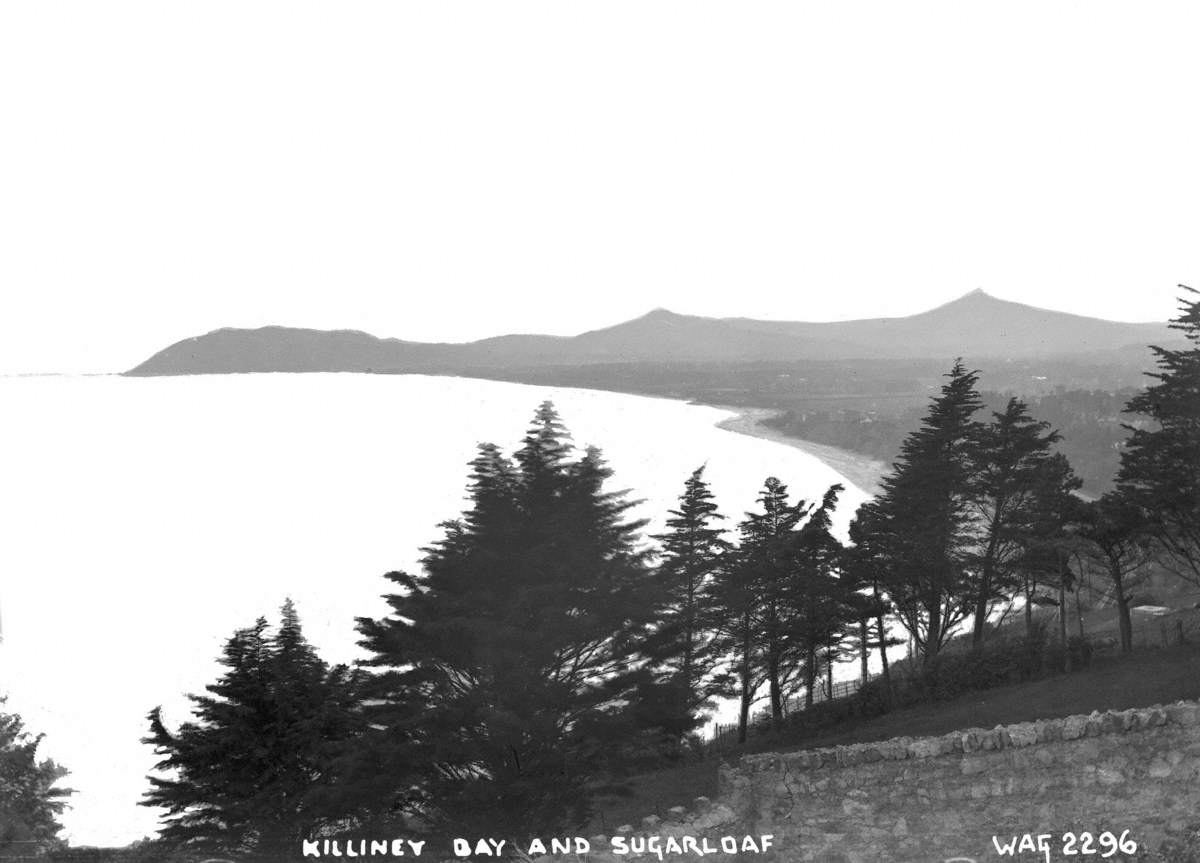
[0,373,869,846]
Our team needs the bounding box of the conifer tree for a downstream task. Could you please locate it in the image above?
[787,484,851,709]
[1008,453,1085,650]
[855,360,984,664]
[707,523,764,745]
[638,466,732,749]
[737,478,805,731]
[1078,494,1153,653]
[356,402,653,838]
[142,602,363,858]
[0,700,72,857]
[844,515,899,695]
[1117,287,1200,582]
[967,397,1065,644]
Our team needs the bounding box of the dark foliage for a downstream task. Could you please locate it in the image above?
[1117,286,1200,583]
[141,601,364,859]
[355,402,653,840]
[0,700,72,858]
[855,360,985,663]
[967,397,1068,644]
[636,466,734,751]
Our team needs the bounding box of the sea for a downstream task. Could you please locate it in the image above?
[0,373,870,846]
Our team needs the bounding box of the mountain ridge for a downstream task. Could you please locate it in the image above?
[126,291,1175,376]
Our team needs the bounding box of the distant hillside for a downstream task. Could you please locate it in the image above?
[127,290,1173,376]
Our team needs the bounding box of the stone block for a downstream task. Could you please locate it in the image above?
[908,737,941,758]
[1166,702,1200,726]
[1062,714,1088,740]
[1008,722,1038,747]
[692,796,712,814]
[641,814,660,830]
[665,806,687,823]
[842,796,872,818]
[1148,758,1173,779]
[960,756,988,776]
[692,804,737,830]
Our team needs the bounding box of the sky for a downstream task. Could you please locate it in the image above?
[2,1,1199,374]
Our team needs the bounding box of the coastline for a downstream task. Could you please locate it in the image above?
[711,406,887,498]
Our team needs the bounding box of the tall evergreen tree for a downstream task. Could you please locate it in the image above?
[967,397,1065,644]
[1117,287,1200,582]
[856,360,984,664]
[356,402,653,838]
[142,602,363,858]
[787,484,851,709]
[0,700,72,857]
[1078,494,1154,653]
[1008,453,1085,650]
[738,478,805,731]
[707,525,763,746]
[639,466,733,748]
[845,516,899,696]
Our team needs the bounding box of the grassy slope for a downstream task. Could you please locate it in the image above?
[587,643,1200,834]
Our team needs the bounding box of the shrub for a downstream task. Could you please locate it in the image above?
[1044,634,1095,672]
[851,677,893,718]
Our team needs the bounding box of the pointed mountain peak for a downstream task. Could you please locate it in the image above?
[954,287,997,302]
[922,288,1008,314]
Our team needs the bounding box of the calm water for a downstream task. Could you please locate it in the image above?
[0,373,868,846]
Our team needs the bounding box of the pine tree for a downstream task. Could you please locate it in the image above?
[707,520,764,746]
[967,397,1065,644]
[142,602,363,858]
[738,478,804,731]
[638,466,733,749]
[844,515,899,696]
[1117,286,1200,582]
[356,402,653,839]
[856,360,984,664]
[0,700,72,857]
[787,484,851,709]
[1078,494,1154,653]
[1008,453,1085,654]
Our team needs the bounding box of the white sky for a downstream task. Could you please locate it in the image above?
[2,1,1198,374]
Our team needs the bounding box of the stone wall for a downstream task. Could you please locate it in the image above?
[534,702,1200,863]
[720,701,1200,862]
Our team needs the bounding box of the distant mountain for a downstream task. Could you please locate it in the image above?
[127,290,1174,376]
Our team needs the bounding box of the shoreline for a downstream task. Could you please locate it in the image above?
[710,406,887,498]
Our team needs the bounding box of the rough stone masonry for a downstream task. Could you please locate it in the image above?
[719,700,1200,862]
[528,701,1200,863]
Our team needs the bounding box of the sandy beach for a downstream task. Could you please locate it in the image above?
[712,406,888,498]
